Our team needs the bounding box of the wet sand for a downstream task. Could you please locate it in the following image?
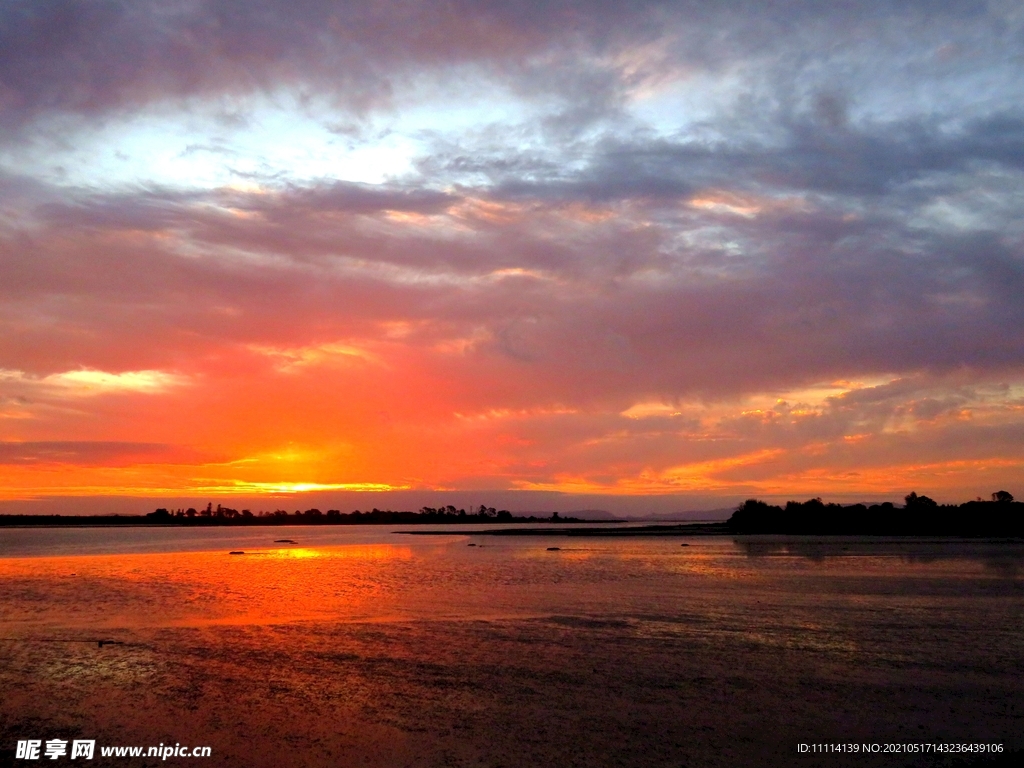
[1,535,1021,767]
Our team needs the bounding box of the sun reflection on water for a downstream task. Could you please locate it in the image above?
[0,543,420,631]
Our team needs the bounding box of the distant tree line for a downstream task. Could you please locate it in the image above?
[728,491,1022,536]
[0,503,581,527]
[137,504,576,525]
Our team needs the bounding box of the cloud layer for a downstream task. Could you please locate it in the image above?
[1,0,1023,506]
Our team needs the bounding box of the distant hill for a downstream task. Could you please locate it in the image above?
[511,509,621,521]
[539,507,738,522]
[619,507,736,522]
[564,509,620,521]
[537,507,737,522]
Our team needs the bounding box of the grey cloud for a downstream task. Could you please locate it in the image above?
[0,1,1013,134]
[0,0,656,131]
[257,182,457,216]
[2,162,1023,403]
[459,110,1024,206]
[21,179,456,232]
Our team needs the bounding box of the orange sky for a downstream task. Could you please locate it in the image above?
[2,340,1022,510]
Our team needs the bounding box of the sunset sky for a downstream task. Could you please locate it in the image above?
[1,0,1023,513]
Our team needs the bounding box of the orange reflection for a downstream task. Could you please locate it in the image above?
[0,544,415,632]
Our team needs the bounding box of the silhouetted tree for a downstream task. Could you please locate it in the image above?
[904,492,937,509]
[729,499,784,533]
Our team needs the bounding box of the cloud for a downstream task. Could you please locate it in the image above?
[0,1,1014,136]
[2,161,1023,402]
[0,368,188,396]
[0,0,1022,502]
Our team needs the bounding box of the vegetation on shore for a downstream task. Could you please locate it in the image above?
[0,504,584,527]
[727,491,1022,536]
[2,493,1021,537]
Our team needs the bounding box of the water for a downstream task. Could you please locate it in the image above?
[1,528,1021,767]
[0,523,622,558]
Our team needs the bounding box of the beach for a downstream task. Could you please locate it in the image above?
[1,529,1021,767]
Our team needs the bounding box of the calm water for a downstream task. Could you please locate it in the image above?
[0,523,612,558]
[1,528,1022,767]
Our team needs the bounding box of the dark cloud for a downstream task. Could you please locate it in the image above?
[449,110,1024,203]
[0,1,1010,132]
[0,0,642,129]
[3,161,1022,403]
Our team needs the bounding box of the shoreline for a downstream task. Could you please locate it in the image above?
[0,516,612,528]
[397,522,731,536]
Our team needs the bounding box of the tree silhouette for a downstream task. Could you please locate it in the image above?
[904,492,937,508]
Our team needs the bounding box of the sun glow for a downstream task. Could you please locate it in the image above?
[223,481,406,494]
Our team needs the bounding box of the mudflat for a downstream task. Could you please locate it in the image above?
[0,532,1021,767]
